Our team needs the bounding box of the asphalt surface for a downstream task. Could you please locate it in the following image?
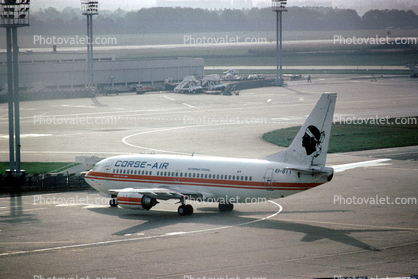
[0,74,417,278]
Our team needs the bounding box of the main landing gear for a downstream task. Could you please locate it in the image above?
[109,198,118,207]
[177,197,193,216]
[218,203,234,212]
[178,204,193,216]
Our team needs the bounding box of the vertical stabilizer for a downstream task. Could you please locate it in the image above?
[263,93,337,166]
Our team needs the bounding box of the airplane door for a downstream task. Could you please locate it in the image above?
[264,168,274,191]
[104,160,113,180]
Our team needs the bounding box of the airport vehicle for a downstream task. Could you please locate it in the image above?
[201,75,226,91]
[223,69,239,75]
[173,76,202,93]
[85,93,343,215]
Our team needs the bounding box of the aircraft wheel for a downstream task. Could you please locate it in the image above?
[219,203,233,212]
[178,204,193,216]
[109,198,118,207]
[185,204,193,215]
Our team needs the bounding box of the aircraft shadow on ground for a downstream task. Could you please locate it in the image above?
[87,206,394,251]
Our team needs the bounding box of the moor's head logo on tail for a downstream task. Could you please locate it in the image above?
[302,125,325,157]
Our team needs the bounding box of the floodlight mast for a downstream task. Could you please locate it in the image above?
[272,0,287,86]
[81,1,98,89]
[0,0,30,176]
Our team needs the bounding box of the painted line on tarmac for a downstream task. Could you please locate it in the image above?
[121,123,234,154]
[182,103,196,109]
[0,200,282,257]
[163,96,176,101]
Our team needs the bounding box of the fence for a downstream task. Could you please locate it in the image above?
[0,173,92,192]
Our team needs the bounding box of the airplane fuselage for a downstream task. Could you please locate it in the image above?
[85,153,332,203]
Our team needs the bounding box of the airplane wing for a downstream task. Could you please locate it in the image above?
[108,187,203,201]
[331,158,391,173]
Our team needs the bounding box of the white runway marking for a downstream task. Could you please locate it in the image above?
[0,200,282,257]
[182,103,196,109]
[121,123,233,154]
[163,96,176,101]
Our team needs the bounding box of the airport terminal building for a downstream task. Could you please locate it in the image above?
[0,52,204,90]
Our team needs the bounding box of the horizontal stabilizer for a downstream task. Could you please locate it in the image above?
[332,159,391,173]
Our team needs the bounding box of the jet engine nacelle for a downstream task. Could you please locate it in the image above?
[117,192,158,210]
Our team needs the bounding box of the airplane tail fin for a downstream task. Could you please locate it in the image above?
[263,93,337,167]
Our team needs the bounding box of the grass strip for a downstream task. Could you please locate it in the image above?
[262,117,418,153]
[0,162,73,174]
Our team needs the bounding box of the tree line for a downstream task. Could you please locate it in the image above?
[24,6,418,35]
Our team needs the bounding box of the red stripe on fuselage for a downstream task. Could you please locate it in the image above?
[117,196,142,205]
[85,171,321,191]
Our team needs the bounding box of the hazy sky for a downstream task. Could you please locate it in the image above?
[33,0,156,11]
[31,0,414,12]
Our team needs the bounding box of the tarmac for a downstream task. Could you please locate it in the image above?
[0,74,417,278]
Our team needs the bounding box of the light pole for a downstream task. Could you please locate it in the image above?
[0,0,30,176]
[272,0,287,86]
[81,1,98,89]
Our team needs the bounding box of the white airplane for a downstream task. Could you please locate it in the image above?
[85,92,389,216]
